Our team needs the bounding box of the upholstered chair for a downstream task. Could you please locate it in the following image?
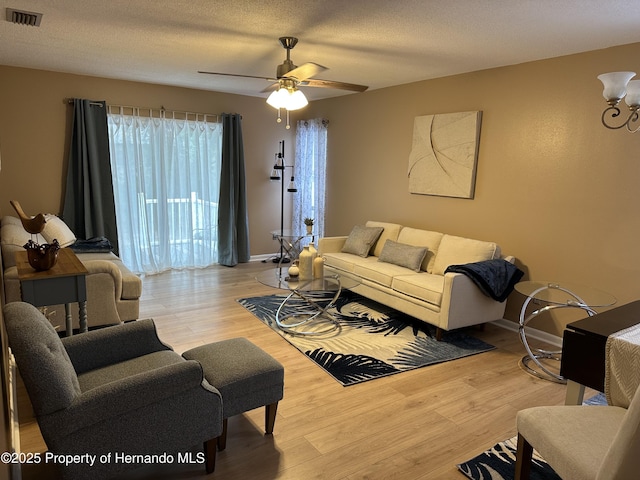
[4,302,222,480]
[515,384,640,479]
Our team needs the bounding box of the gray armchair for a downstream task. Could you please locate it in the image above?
[3,302,222,480]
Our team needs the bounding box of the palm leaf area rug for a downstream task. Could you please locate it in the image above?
[237,289,495,386]
[457,437,561,480]
[457,393,608,480]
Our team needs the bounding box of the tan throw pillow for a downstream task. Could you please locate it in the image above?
[42,215,77,247]
[341,225,384,257]
[378,240,428,272]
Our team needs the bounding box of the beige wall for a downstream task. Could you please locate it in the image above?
[0,65,295,257]
[305,42,640,334]
[2,42,640,335]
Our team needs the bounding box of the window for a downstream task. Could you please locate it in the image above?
[107,108,222,274]
[293,118,328,238]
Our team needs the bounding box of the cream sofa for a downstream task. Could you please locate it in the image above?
[1,215,142,331]
[318,221,516,338]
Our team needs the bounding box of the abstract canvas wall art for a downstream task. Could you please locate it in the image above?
[408,111,482,198]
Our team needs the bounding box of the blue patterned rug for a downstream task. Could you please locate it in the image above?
[237,290,495,386]
[457,437,561,480]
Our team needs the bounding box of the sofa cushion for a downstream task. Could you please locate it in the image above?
[77,350,184,392]
[365,221,403,257]
[378,240,427,272]
[76,252,142,299]
[432,234,501,276]
[1,216,22,227]
[325,252,417,290]
[42,214,76,247]
[391,273,444,306]
[341,225,384,257]
[1,220,46,247]
[320,252,358,273]
[1,222,46,268]
[396,227,444,273]
[353,257,413,288]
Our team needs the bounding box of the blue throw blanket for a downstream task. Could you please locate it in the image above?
[70,237,113,253]
[445,259,523,302]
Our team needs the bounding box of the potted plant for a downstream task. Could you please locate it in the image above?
[304,217,314,234]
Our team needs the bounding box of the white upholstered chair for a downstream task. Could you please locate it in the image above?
[515,384,640,479]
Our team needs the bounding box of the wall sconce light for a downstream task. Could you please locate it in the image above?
[597,71,640,132]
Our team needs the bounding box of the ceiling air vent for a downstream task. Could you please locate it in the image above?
[6,8,43,27]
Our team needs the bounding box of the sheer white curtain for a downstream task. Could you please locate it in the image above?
[293,118,328,240]
[107,108,222,274]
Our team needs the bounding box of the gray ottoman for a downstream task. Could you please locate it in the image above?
[182,338,284,450]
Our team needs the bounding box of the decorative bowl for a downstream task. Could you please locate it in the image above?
[24,239,60,271]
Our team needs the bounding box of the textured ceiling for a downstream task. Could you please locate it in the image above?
[2,0,640,101]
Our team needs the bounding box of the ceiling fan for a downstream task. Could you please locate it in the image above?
[198,37,368,128]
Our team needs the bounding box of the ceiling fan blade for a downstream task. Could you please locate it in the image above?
[200,38,367,97]
[282,62,327,82]
[198,71,277,82]
[301,78,369,92]
[260,82,280,93]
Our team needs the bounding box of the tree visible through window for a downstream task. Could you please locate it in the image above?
[107,108,222,274]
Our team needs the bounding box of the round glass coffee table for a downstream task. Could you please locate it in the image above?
[256,267,360,336]
[515,281,616,383]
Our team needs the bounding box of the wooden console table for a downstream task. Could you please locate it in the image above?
[16,247,89,336]
[560,300,640,404]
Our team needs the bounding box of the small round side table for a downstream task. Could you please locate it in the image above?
[515,281,616,383]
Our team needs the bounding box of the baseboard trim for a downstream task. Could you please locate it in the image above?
[250,254,277,263]
[491,318,563,348]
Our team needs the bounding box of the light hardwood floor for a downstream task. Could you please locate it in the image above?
[17,261,581,480]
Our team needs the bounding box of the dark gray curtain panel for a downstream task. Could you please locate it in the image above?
[217,113,250,266]
[62,99,119,254]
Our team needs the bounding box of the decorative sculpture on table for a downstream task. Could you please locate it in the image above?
[10,200,60,271]
[298,245,317,280]
[23,238,60,271]
[288,260,300,278]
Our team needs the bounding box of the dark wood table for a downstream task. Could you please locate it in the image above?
[560,299,640,404]
[16,247,88,336]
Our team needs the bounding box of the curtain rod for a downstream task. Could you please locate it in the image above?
[108,104,219,122]
[64,99,226,122]
[64,98,103,107]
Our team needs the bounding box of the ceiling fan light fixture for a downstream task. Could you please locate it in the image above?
[287,89,308,110]
[266,88,287,109]
[200,36,367,129]
[266,86,308,111]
